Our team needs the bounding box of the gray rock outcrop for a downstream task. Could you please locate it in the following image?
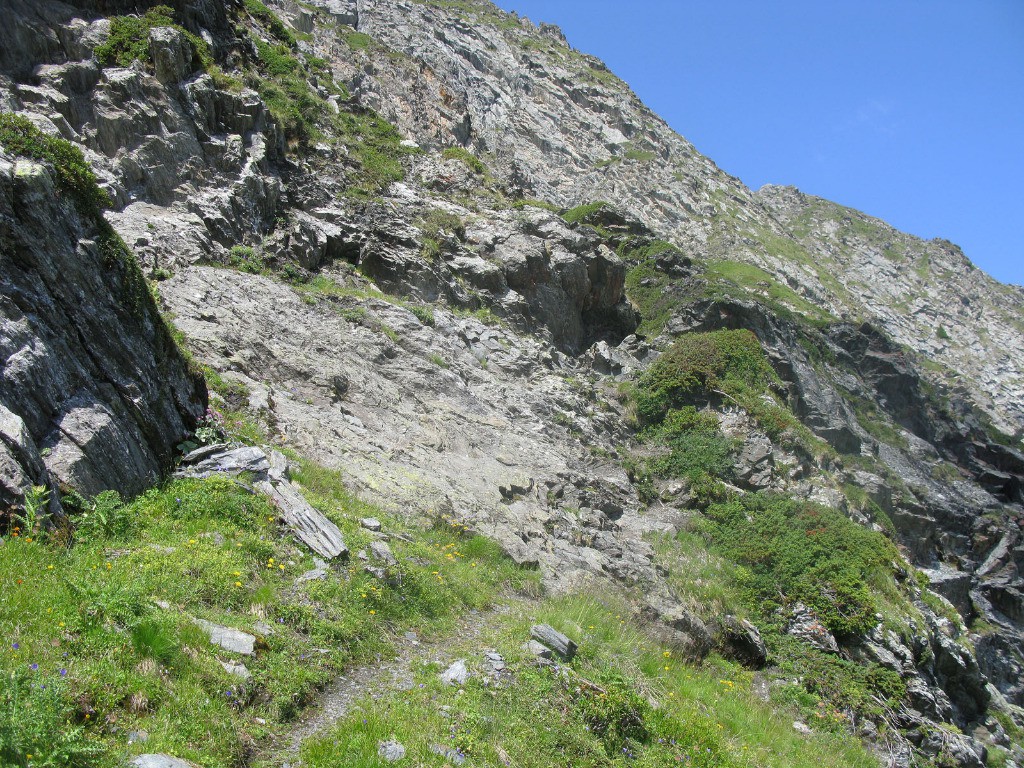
[0,151,204,512]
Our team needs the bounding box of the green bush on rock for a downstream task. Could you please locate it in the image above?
[0,113,111,219]
[94,5,211,72]
[699,492,901,638]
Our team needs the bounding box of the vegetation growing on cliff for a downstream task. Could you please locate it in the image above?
[94,5,212,71]
[0,113,111,218]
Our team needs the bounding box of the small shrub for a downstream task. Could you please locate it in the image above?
[634,329,780,426]
[0,113,111,219]
[571,672,650,756]
[699,492,901,637]
[410,305,436,326]
[418,208,466,257]
[95,5,211,72]
[562,200,609,225]
[228,245,266,274]
[442,146,486,175]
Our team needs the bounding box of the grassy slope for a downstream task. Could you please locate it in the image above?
[0,465,534,767]
[301,594,877,768]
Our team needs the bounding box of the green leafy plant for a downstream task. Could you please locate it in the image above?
[0,669,99,767]
[75,490,135,541]
[0,113,111,219]
[12,486,49,544]
[94,5,211,72]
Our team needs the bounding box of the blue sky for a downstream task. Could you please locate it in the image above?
[492,0,1024,287]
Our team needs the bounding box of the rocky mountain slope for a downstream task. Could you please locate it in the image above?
[1,1,1022,767]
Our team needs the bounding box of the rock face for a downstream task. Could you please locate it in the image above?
[0,152,204,512]
[1,0,1022,765]
[344,0,1024,436]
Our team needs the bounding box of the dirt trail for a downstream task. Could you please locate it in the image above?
[269,599,526,765]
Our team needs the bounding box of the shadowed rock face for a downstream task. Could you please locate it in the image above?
[0,153,205,512]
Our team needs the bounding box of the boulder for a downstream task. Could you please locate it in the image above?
[719,616,767,668]
[148,27,193,85]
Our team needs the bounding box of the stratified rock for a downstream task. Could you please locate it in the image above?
[642,596,713,658]
[256,479,348,560]
[177,446,270,479]
[530,624,577,661]
[720,616,767,669]
[369,540,397,566]
[148,27,193,85]
[130,756,199,768]
[786,603,840,654]
[0,151,204,505]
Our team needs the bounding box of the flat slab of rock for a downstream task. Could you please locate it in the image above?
[177,446,270,479]
[296,557,329,583]
[256,479,348,560]
[530,624,577,660]
[219,660,252,679]
[440,659,469,686]
[360,517,382,531]
[524,639,552,659]
[194,619,256,655]
[130,756,199,768]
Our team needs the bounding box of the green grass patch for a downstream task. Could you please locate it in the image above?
[227,245,267,274]
[243,0,297,46]
[343,30,374,51]
[334,108,415,196]
[0,113,111,219]
[441,146,486,175]
[512,197,561,213]
[299,594,878,768]
[702,260,835,326]
[562,200,610,225]
[0,459,535,766]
